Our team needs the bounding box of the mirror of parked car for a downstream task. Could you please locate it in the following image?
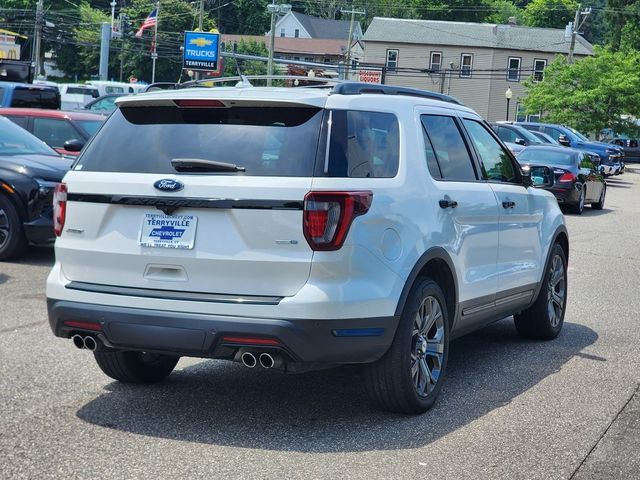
[558,134,571,147]
[63,139,85,152]
[515,138,526,146]
[522,164,554,188]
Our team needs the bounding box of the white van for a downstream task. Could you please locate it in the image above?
[86,81,145,97]
[58,83,99,110]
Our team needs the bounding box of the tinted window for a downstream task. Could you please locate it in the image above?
[497,126,518,143]
[75,119,104,136]
[463,119,517,182]
[5,115,28,129]
[0,117,57,156]
[323,110,399,178]
[11,87,59,109]
[543,127,562,141]
[518,148,577,166]
[33,118,81,148]
[421,115,477,181]
[0,87,5,103]
[66,87,99,96]
[77,107,323,176]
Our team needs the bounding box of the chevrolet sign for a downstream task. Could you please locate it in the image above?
[183,31,220,72]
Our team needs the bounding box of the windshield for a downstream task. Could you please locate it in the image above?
[76,106,323,176]
[76,119,104,136]
[518,148,577,166]
[0,117,59,156]
[565,126,589,142]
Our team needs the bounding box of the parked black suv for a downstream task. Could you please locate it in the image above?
[0,116,71,259]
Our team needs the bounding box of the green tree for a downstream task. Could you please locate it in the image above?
[221,38,268,76]
[523,0,577,28]
[522,48,640,137]
[605,0,640,51]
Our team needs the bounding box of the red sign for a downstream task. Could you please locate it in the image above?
[358,70,382,84]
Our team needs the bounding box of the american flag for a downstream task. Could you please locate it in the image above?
[134,8,157,38]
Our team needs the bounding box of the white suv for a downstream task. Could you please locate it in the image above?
[47,81,568,414]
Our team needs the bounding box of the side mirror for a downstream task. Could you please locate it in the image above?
[515,138,526,146]
[522,164,554,188]
[63,138,85,152]
[558,135,571,147]
[591,157,601,168]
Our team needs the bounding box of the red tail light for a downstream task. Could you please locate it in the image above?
[174,99,226,108]
[53,182,67,237]
[303,191,373,251]
[558,172,576,183]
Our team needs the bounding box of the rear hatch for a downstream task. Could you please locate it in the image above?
[57,94,326,298]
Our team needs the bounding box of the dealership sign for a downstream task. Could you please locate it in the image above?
[183,31,220,72]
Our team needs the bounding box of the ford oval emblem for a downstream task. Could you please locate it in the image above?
[154,179,183,192]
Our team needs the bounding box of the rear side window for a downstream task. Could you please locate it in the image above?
[320,110,399,178]
[6,115,28,129]
[463,119,518,183]
[76,106,323,176]
[420,115,477,181]
[33,118,80,148]
[11,87,60,109]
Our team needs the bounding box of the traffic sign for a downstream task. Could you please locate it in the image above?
[183,31,220,72]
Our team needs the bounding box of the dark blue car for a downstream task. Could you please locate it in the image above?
[516,122,623,168]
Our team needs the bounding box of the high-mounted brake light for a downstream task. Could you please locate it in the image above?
[174,99,226,108]
[558,172,577,183]
[53,182,67,237]
[303,191,373,251]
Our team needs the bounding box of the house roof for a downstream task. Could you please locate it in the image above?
[289,11,356,40]
[363,17,593,56]
[221,35,347,57]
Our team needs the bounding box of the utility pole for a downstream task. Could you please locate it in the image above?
[568,4,591,64]
[99,22,110,80]
[340,7,365,80]
[32,0,44,79]
[151,1,159,82]
[266,3,291,86]
[195,0,205,80]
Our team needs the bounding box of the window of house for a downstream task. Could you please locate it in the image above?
[386,49,398,72]
[280,28,285,37]
[304,57,313,62]
[430,51,442,72]
[420,115,477,181]
[507,57,521,81]
[516,103,527,122]
[534,59,547,81]
[460,54,473,78]
[294,29,299,38]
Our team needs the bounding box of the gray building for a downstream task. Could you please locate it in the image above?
[362,18,593,121]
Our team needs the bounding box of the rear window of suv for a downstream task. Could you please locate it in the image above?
[11,87,60,109]
[76,106,324,176]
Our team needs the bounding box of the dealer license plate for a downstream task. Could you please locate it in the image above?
[139,213,197,249]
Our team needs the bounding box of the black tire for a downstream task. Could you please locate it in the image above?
[0,194,26,261]
[591,184,606,210]
[514,243,567,340]
[571,188,585,215]
[93,350,179,383]
[364,277,450,414]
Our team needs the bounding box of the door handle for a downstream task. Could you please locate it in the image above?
[502,200,516,209]
[439,199,458,209]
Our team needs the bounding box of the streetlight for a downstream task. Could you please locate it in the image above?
[266,3,291,86]
[505,87,513,121]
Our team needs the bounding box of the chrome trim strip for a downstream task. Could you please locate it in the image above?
[65,281,283,305]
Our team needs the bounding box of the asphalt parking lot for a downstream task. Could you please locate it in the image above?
[1,173,639,479]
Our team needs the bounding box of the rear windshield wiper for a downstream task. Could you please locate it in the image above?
[171,158,246,173]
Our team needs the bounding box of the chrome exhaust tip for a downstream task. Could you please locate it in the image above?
[83,336,97,352]
[241,352,257,368]
[72,334,85,349]
[259,353,275,369]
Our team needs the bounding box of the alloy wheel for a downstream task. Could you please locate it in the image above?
[0,207,10,250]
[547,254,566,328]
[411,295,445,397]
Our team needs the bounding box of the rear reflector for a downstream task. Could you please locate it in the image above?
[63,320,102,331]
[303,191,373,251]
[174,99,226,108]
[222,336,281,346]
[53,182,67,237]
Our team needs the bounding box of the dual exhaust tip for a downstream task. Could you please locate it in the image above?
[72,334,98,352]
[241,351,278,369]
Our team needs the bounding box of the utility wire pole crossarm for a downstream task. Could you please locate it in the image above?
[568,4,591,64]
[340,7,365,80]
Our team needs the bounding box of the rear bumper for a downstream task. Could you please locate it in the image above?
[47,298,398,365]
[549,186,581,205]
[23,216,55,245]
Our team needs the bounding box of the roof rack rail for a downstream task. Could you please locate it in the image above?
[176,75,344,89]
[330,82,462,105]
